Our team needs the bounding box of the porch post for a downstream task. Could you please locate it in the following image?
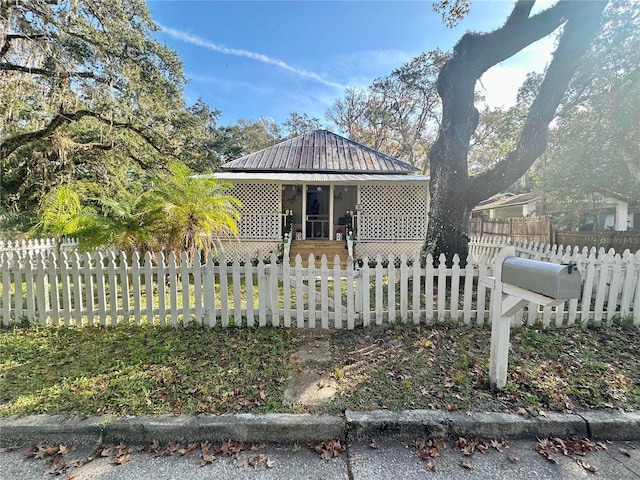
[329,184,335,241]
[356,185,362,241]
[278,185,283,238]
[302,184,308,240]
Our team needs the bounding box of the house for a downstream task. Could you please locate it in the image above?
[471,192,544,219]
[201,130,430,262]
[591,196,639,232]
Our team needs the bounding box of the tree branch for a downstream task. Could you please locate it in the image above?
[458,1,573,78]
[468,1,607,205]
[1,34,46,59]
[0,61,108,81]
[0,109,172,159]
[504,0,535,26]
[429,1,577,187]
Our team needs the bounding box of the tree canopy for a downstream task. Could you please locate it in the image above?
[538,1,640,227]
[0,0,209,227]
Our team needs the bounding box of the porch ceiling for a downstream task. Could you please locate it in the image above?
[197,172,430,184]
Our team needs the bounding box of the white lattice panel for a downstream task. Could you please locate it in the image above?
[359,185,428,240]
[233,184,281,239]
[233,184,281,213]
[217,241,281,263]
[356,241,423,260]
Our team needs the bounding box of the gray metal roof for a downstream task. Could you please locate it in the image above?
[221,129,420,174]
[198,172,429,184]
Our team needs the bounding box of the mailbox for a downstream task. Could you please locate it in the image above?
[502,257,581,300]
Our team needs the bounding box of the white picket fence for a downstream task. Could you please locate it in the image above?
[467,235,616,264]
[0,238,78,265]
[1,246,639,328]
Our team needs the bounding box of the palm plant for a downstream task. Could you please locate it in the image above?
[148,161,241,259]
[29,185,89,257]
[74,190,160,255]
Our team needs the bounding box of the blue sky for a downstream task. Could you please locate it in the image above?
[148,1,555,127]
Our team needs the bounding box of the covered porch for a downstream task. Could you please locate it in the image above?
[202,130,430,261]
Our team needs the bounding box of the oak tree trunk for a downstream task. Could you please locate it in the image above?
[426,0,607,266]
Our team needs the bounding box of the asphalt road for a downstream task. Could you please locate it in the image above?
[2,439,639,480]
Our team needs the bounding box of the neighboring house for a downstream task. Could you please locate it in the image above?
[472,192,639,232]
[582,196,639,232]
[471,192,544,219]
[200,129,430,262]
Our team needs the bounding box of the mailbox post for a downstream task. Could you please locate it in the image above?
[482,246,581,390]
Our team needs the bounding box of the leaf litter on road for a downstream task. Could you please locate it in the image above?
[534,437,607,472]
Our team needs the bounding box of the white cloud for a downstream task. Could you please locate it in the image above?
[185,72,273,96]
[158,24,348,90]
[327,49,416,88]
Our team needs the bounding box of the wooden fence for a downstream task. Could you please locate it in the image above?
[1,246,639,328]
[469,216,552,245]
[555,231,640,252]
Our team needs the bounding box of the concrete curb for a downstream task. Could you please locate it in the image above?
[104,414,345,445]
[345,410,588,441]
[1,410,638,447]
[578,411,640,440]
[0,415,105,448]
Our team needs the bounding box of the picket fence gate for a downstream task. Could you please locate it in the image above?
[1,246,639,328]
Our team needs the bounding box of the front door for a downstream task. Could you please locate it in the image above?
[306,186,329,239]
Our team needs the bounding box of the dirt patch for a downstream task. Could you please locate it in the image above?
[283,332,337,408]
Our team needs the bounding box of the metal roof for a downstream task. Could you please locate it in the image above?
[221,129,420,174]
[197,172,429,184]
[472,192,542,212]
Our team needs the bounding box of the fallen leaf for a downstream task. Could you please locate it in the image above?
[312,440,346,460]
[178,443,198,456]
[266,457,276,468]
[619,448,631,458]
[460,461,473,469]
[197,442,216,467]
[508,456,519,463]
[100,445,114,457]
[491,439,508,453]
[369,439,379,450]
[576,459,597,473]
[218,439,245,457]
[113,453,132,465]
[426,459,436,471]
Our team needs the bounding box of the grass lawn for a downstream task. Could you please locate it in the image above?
[1,322,639,417]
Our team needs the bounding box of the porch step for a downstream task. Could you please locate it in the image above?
[287,240,351,268]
